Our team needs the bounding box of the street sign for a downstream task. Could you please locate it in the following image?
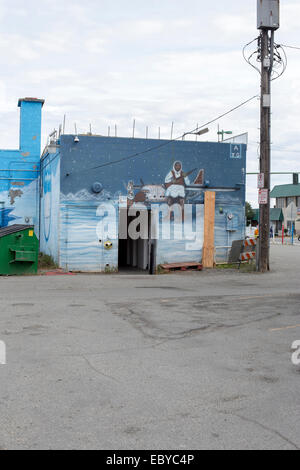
[258,173,265,189]
[258,189,268,205]
[230,144,241,159]
[287,202,297,221]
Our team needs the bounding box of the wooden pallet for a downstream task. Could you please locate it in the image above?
[161,262,203,273]
[44,269,76,276]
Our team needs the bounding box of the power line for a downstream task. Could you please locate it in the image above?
[69,95,258,175]
[42,95,257,174]
[243,35,287,82]
[280,44,300,51]
[271,43,288,81]
[242,36,261,75]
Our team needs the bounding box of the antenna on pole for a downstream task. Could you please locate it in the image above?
[74,124,79,143]
[63,114,66,134]
[49,129,57,144]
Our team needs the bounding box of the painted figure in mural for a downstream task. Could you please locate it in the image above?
[127,181,135,202]
[165,161,191,207]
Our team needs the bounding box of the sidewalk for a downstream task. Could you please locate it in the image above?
[270,237,300,246]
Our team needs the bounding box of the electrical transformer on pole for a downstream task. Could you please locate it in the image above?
[257,0,280,272]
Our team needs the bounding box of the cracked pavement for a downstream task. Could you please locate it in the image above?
[0,245,299,449]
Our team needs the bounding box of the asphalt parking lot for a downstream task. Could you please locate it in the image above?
[0,245,299,450]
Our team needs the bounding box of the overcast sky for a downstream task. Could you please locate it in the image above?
[0,0,299,206]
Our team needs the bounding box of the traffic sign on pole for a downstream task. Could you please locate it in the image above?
[258,173,265,189]
[258,189,268,205]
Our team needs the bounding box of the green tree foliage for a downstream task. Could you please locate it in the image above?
[245,202,255,225]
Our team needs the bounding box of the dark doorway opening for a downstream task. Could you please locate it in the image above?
[118,209,155,274]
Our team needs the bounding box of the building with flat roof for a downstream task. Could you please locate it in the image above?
[271,182,300,233]
[252,208,284,235]
[40,133,247,272]
[0,98,44,232]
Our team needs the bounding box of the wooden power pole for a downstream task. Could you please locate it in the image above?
[258,29,272,272]
[257,0,280,272]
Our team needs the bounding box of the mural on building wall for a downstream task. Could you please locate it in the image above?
[0,179,39,230]
[39,136,247,272]
[156,203,205,265]
[0,98,43,234]
[40,153,60,262]
[0,206,17,227]
[127,163,204,207]
[58,163,208,269]
[58,171,126,270]
[59,202,118,272]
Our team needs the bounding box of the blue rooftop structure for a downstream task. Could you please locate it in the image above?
[0,98,44,232]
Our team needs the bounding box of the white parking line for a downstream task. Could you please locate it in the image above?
[271,241,300,246]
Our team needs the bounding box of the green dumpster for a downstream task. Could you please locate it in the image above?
[0,225,39,275]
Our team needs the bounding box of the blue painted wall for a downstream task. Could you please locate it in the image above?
[59,201,119,272]
[39,149,60,261]
[59,136,246,205]
[18,99,44,156]
[39,135,246,271]
[0,98,43,233]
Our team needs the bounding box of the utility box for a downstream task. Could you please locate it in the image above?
[257,0,280,30]
[0,225,39,275]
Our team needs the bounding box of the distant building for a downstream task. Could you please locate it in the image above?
[252,208,284,235]
[0,98,44,232]
[270,182,300,233]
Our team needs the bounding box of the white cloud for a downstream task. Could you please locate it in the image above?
[128,20,164,35]
[85,35,107,55]
[0,33,40,61]
[279,3,300,34]
[0,0,299,207]
[213,14,254,38]
[32,32,73,54]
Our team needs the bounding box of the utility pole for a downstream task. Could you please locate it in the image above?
[257,0,280,272]
[258,29,272,272]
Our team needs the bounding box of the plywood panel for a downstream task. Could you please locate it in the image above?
[202,192,216,268]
